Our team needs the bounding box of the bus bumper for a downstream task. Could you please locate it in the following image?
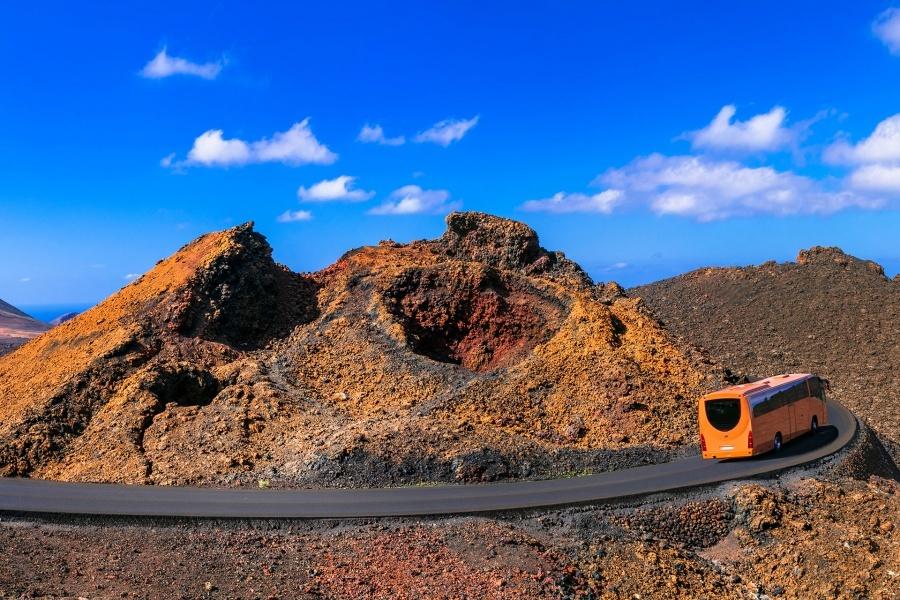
[702,447,755,460]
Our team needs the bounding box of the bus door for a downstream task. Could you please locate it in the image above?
[795,391,808,435]
[787,398,798,440]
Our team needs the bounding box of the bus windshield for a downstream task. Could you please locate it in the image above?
[705,398,742,431]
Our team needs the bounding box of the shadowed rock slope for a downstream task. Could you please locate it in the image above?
[632,247,900,462]
[0,213,725,487]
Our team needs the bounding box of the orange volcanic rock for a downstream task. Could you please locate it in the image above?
[0,212,725,487]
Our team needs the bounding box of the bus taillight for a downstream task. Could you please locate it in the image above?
[747,430,753,450]
[700,433,707,452]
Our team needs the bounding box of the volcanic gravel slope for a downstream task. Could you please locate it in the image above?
[0,212,727,487]
[0,298,48,356]
[631,246,900,462]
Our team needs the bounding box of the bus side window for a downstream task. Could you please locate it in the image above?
[753,398,767,418]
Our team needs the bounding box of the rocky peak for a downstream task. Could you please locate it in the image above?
[440,212,542,271]
[438,212,592,288]
[796,246,886,278]
[165,222,317,349]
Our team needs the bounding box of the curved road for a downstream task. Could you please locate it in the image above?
[0,401,855,518]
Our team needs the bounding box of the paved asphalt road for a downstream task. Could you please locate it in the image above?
[0,401,855,518]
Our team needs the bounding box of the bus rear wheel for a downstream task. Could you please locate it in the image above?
[774,433,783,452]
[811,416,819,433]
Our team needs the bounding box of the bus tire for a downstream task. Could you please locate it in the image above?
[774,433,783,452]
[811,416,819,433]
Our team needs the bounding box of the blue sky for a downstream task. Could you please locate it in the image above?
[4,1,900,310]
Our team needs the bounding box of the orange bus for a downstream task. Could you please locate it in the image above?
[699,373,827,459]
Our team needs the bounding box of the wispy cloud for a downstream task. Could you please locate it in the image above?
[124,273,141,281]
[369,185,460,215]
[601,262,629,271]
[298,175,374,202]
[19,277,31,283]
[140,47,224,80]
[521,190,623,214]
[849,164,900,192]
[687,105,794,152]
[166,119,337,168]
[874,8,900,55]
[357,124,405,146]
[522,154,878,221]
[596,154,875,221]
[825,113,900,193]
[824,114,900,165]
[415,116,479,146]
[277,209,313,223]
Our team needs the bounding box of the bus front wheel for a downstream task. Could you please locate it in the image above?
[774,433,783,452]
[811,416,819,433]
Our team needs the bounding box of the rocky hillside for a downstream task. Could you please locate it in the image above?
[632,247,900,461]
[0,212,726,487]
[0,299,48,356]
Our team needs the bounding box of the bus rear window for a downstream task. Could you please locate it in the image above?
[705,398,742,431]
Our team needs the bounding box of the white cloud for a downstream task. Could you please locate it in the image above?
[590,154,878,220]
[277,209,313,223]
[187,130,251,166]
[415,116,479,146]
[824,114,900,195]
[357,124,405,146]
[252,120,337,165]
[849,164,900,192]
[521,154,879,221]
[874,8,900,54]
[689,105,793,152]
[594,154,878,220]
[169,119,337,168]
[19,277,31,283]
[824,114,900,165]
[369,185,460,215]
[140,47,223,80]
[521,190,624,214]
[298,175,374,202]
[124,273,141,281]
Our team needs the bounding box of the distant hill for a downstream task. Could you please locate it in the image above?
[631,246,900,462]
[49,312,79,327]
[0,299,49,356]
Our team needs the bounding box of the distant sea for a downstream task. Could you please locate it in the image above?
[19,304,96,324]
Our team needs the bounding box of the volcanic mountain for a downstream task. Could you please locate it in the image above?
[0,212,725,487]
[0,299,48,356]
[632,247,900,462]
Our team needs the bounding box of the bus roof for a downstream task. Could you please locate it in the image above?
[703,373,813,401]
